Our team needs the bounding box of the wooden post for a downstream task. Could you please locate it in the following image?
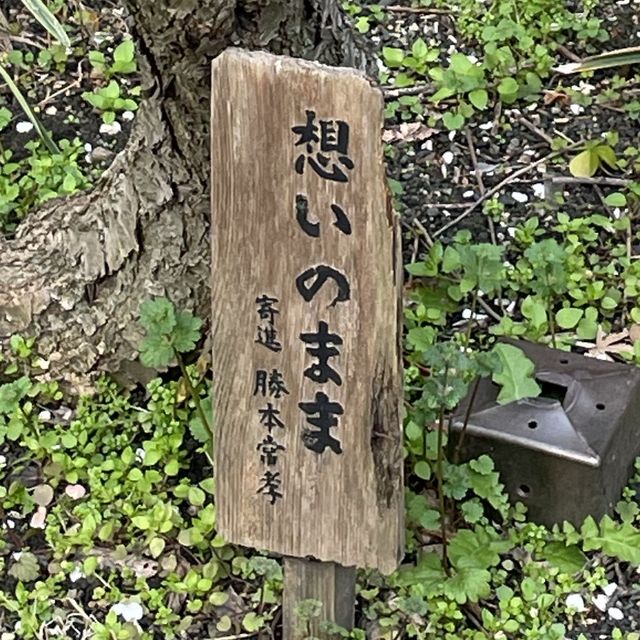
[283,559,356,639]
[211,48,404,635]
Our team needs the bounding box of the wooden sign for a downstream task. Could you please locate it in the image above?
[211,48,404,574]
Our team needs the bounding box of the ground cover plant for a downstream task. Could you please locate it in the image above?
[1,0,640,638]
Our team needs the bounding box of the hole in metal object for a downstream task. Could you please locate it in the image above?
[517,484,531,498]
[527,420,538,429]
[596,403,605,411]
[559,358,569,364]
[537,379,568,403]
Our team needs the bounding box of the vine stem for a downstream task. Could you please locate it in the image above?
[436,369,451,576]
[174,348,212,438]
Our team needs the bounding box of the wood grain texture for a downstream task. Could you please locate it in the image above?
[211,48,403,573]
[282,558,356,638]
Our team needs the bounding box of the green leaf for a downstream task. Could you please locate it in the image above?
[605,192,627,207]
[139,297,176,334]
[492,344,541,404]
[555,46,640,74]
[444,567,491,603]
[556,307,584,329]
[382,47,405,68]
[20,0,70,46]
[431,86,456,103]
[468,88,488,110]
[113,39,135,64]
[412,38,428,60]
[139,334,173,368]
[521,296,547,330]
[442,111,464,130]
[242,612,265,633]
[497,77,519,101]
[414,460,431,480]
[172,311,202,353]
[596,144,618,169]
[9,551,40,581]
[540,541,587,574]
[148,537,165,558]
[0,377,31,414]
[407,326,436,352]
[582,515,640,563]
[569,149,599,178]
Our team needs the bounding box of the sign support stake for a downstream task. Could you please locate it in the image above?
[283,558,356,639]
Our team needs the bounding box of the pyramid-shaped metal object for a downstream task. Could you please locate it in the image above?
[450,339,640,526]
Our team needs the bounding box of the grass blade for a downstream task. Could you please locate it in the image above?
[555,46,640,74]
[20,0,70,47]
[0,64,59,154]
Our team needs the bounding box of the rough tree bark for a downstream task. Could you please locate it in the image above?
[0,0,370,392]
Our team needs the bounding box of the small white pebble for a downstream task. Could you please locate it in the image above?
[479,122,493,130]
[122,110,135,121]
[84,142,92,152]
[136,448,145,462]
[440,164,448,179]
[38,410,52,422]
[565,594,586,612]
[69,567,84,583]
[448,131,456,142]
[463,190,475,198]
[44,106,57,116]
[593,594,609,612]
[422,140,433,152]
[511,191,528,203]
[608,607,624,620]
[603,583,618,597]
[16,121,33,133]
[532,183,545,199]
[507,227,517,238]
[99,121,122,135]
[6,519,15,529]
[570,104,584,115]
[442,151,454,165]
[112,601,144,622]
[0,455,6,466]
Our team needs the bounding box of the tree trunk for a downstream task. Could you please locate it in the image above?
[0,0,370,392]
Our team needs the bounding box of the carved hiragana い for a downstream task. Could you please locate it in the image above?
[292,110,354,183]
[257,434,286,466]
[300,321,342,386]
[259,402,285,433]
[254,369,290,398]
[295,194,352,237]
[295,265,351,307]
[298,391,344,454]
[257,470,283,505]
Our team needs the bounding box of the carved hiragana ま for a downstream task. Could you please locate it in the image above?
[300,321,342,386]
[298,391,344,454]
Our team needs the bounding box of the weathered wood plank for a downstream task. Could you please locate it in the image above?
[211,48,404,573]
[282,558,356,639]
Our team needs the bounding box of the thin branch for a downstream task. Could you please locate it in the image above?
[432,141,584,238]
[383,84,433,99]
[518,116,554,145]
[385,5,452,14]
[546,176,629,187]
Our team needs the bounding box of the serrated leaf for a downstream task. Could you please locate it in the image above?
[173,311,202,353]
[540,541,587,574]
[444,567,492,603]
[139,334,173,368]
[491,344,541,404]
[0,376,32,414]
[139,297,176,334]
[9,551,39,582]
[582,515,640,564]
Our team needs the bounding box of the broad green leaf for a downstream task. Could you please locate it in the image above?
[539,541,587,574]
[21,0,70,46]
[596,144,618,169]
[582,515,640,564]
[413,460,431,480]
[242,612,265,633]
[444,567,491,603]
[521,296,547,330]
[569,149,599,178]
[412,38,428,60]
[0,376,31,415]
[497,77,519,101]
[382,47,405,67]
[556,307,583,329]
[442,111,464,130]
[605,192,627,207]
[492,344,541,404]
[102,80,120,100]
[148,537,165,558]
[431,86,456,103]
[468,88,488,110]
[113,39,135,64]
[139,334,173,368]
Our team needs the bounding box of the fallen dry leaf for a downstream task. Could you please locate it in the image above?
[382,122,435,143]
[576,327,633,361]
